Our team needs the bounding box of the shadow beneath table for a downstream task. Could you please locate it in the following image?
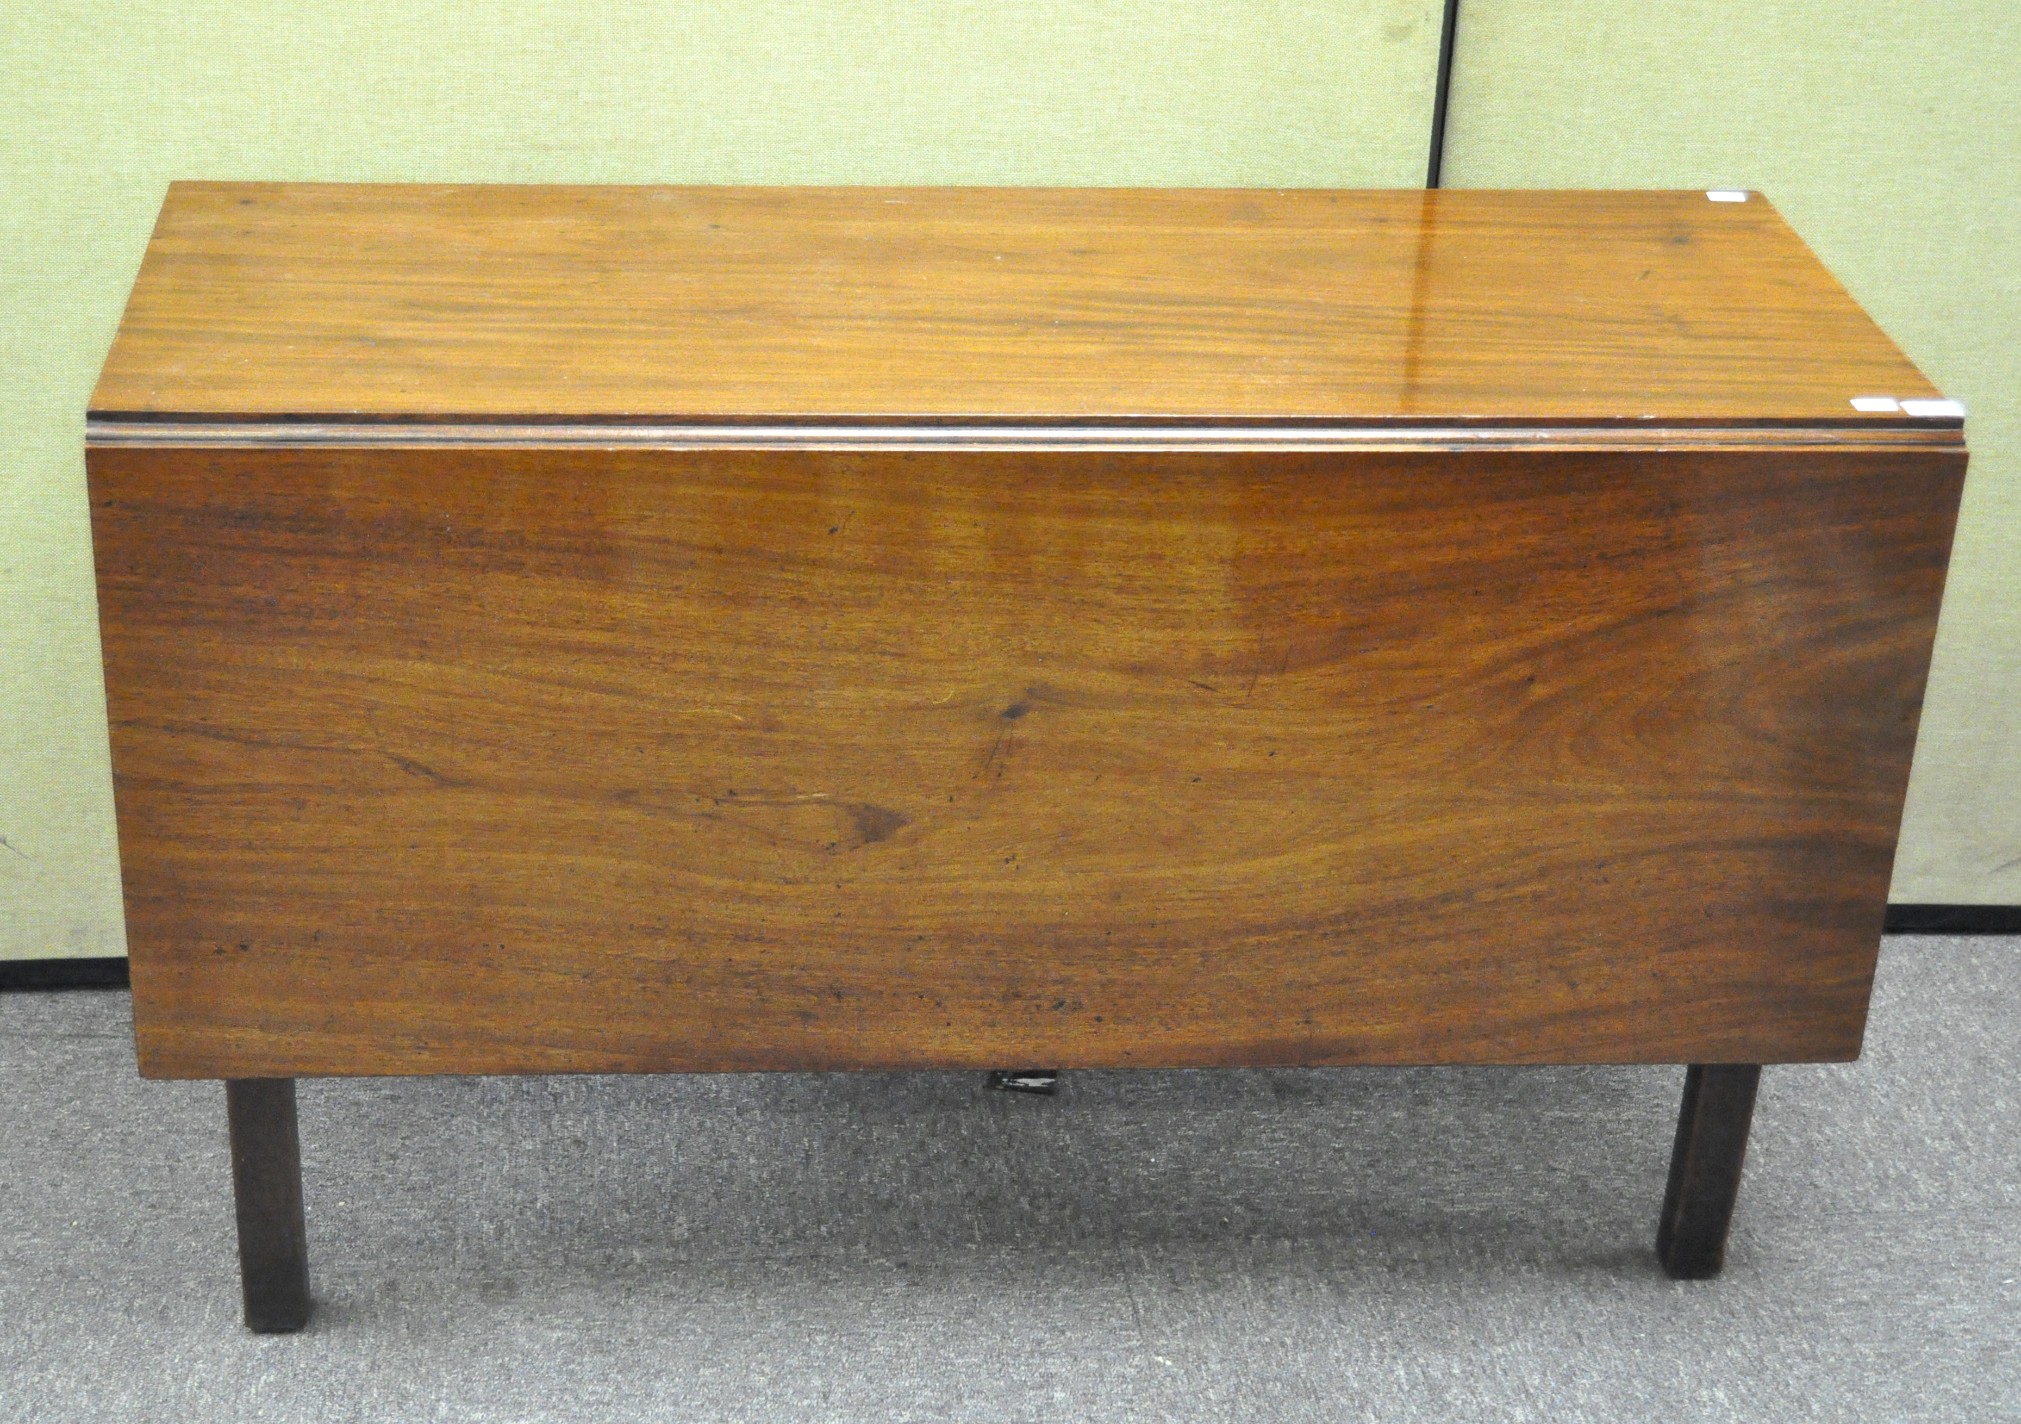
[296,1061,1687,1289]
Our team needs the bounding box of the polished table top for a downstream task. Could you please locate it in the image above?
[91,184,1951,439]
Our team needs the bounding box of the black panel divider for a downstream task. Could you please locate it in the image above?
[1427,0,1463,188]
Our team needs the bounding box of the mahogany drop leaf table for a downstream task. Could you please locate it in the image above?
[87,184,1965,1331]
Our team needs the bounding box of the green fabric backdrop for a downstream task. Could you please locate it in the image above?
[0,1,1441,959]
[4,0,2013,960]
[1442,0,2021,904]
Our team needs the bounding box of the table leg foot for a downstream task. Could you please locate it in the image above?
[226,1078,311,1332]
[1656,1063,1761,1280]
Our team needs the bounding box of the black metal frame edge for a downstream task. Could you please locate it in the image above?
[1883,904,2021,934]
[0,957,130,991]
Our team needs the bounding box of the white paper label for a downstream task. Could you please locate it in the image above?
[1901,398,1967,419]
[1706,190,1750,202]
[1850,396,1901,413]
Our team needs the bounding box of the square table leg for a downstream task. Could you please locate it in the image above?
[1656,1063,1762,1279]
[226,1078,311,1332]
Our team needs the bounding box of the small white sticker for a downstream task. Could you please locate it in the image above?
[1901,398,1967,419]
[1850,396,1901,413]
[1706,190,1750,202]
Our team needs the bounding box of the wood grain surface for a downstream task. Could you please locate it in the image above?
[90,441,1964,1077]
[90,184,1949,431]
[89,185,1966,1077]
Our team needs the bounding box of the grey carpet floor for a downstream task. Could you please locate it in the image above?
[2,937,2016,1423]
